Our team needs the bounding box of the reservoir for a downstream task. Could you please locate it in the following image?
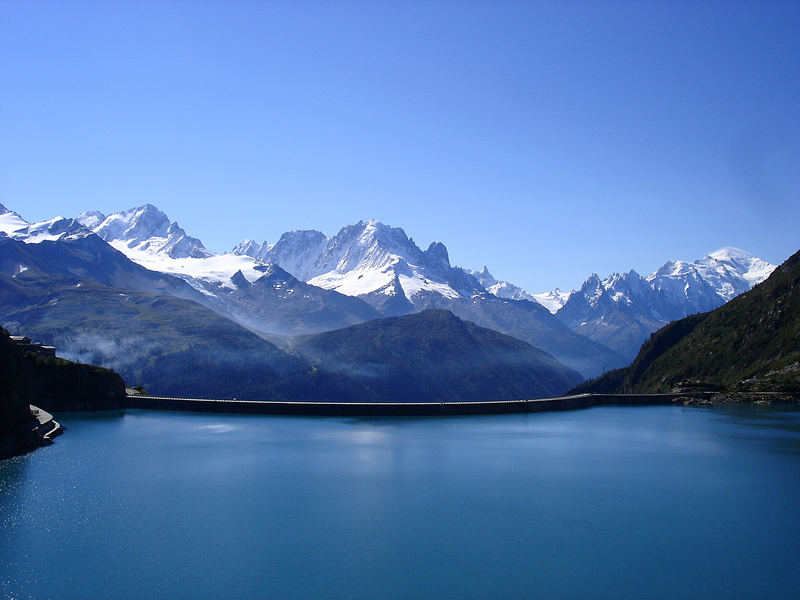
[2,405,799,599]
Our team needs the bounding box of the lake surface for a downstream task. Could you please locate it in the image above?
[2,405,800,599]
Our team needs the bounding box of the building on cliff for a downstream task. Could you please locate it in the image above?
[9,336,56,358]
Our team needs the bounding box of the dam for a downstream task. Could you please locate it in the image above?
[123,393,699,416]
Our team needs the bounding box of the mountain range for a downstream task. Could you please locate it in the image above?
[223,211,775,364]
[572,247,800,395]
[0,202,776,381]
[0,203,583,399]
[3,203,622,377]
[552,247,775,359]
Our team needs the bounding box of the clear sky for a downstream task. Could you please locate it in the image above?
[1,1,798,292]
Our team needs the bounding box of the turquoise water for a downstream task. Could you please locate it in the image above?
[2,405,799,599]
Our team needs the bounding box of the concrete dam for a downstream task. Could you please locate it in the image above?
[123,393,697,417]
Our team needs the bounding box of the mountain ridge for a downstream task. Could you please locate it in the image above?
[570,247,800,395]
[58,204,623,376]
[0,202,774,377]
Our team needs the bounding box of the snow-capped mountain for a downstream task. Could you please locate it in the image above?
[77,204,212,259]
[0,204,94,245]
[1,201,777,376]
[554,248,776,359]
[233,219,479,315]
[650,247,775,302]
[531,289,572,314]
[55,205,620,376]
[470,244,777,360]
[0,203,29,236]
[0,204,379,336]
[468,247,775,321]
[0,204,89,243]
[305,220,469,300]
[467,266,572,314]
[12,217,91,243]
[229,218,623,376]
[74,205,271,295]
[72,206,382,334]
[238,229,329,283]
[468,266,538,303]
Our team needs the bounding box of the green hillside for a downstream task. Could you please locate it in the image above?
[572,249,800,395]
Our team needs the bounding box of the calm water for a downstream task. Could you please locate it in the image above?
[2,405,800,599]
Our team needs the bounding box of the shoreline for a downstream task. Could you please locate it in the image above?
[0,405,62,460]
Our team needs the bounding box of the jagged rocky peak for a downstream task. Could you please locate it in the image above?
[469,266,498,288]
[0,203,97,243]
[580,273,603,294]
[297,218,472,304]
[232,239,266,258]
[93,204,171,243]
[254,262,295,282]
[85,204,213,259]
[698,247,776,296]
[259,229,327,280]
[466,265,537,303]
[75,210,106,229]
[551,247,779,361]
[306,219,423,280]
[0,204,30,236]
[477,266,494,280]
[359,219,420,254]
[230,269,251,288]
[21,217,89,240]
[650,259,690,279]
[424,241,451,271]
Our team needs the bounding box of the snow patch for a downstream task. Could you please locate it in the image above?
[108,241,268,291]
[0,209,29,236]
[532,289,572,314]
[398,273,460,299]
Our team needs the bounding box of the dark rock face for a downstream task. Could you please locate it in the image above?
[26,359,126,412]
[0,332,35,437]
[0,328,126,459]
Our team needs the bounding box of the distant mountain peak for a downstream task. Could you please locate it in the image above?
[424,241,450,271]
[85,204,213,259]
[231,238,265,258]
[0,204,29,236]
[76,210,106,229]
[582,273,602,289]
[0,207,92,243]
[708,246,751,261]
[17,217,90,242]
[553,247,777,360]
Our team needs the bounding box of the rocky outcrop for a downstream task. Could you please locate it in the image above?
[0,328,125,459]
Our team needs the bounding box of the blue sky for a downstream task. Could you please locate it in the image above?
[1,1,798,292]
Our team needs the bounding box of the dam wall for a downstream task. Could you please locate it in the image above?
[123,393,698,417]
